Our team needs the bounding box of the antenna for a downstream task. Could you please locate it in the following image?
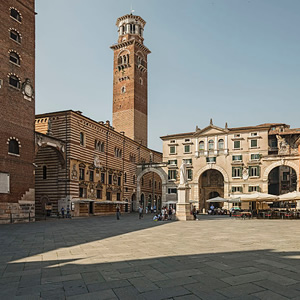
[130,4,135,14]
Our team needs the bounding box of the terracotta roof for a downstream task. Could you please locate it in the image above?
[278,129,300,135]
[160,132,194,140]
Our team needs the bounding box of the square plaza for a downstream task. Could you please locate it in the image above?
[0,215,300,299]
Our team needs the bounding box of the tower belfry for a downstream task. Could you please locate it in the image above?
[110,14,151,147]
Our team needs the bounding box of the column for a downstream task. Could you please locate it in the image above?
[204,136,208,156]
[214,136,218,156]
[195,138,199,158]
[224,135,228,155]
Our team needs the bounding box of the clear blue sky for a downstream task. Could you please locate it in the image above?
[36,0,300,152]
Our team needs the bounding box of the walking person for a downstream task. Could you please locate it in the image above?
[168,207,173,220]
[66,205,71,218]
[192,206,197,220]
[61,206,65,218]
[138,205,143,219]
[116,205,120,220]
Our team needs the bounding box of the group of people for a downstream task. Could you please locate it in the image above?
[60,205,71,218]
[153,206,176,221]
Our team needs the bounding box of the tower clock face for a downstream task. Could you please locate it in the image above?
[24,84,33,97]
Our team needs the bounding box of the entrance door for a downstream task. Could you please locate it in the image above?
[89,202,94,214]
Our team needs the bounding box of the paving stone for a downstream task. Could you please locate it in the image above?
[137,286,191,300]
[128,276,159,292]
[113,286,140,300]
[221,271,270,285]
[217,282,266,298]
[254,280,300,298]
[66,289,117,300]
[252,290,290,299]
[87,279,131,292]
[63,279,88,297]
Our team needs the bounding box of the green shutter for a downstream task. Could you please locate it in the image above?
[168,160,170,164]
[239,167,243,177]
[175,160,177,165]
[257,166,260,177]
[232,167,235,177]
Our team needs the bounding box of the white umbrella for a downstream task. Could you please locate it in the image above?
[206,196,228,203]
[278,191,300,201]
[230,192,279,202]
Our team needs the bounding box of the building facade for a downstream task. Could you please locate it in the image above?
[35,111,162,216]
[111,14,150,147]
[0,0,36,223]
[161,121,300,211]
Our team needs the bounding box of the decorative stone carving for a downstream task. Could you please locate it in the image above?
[242,167,249,180]
[71,164,78,180]
[94,155,101,168]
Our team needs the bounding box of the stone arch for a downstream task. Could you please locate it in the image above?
[117,49,130,58]
[263,160,299,182]
[136,166,168,212]
[194,164,229,184]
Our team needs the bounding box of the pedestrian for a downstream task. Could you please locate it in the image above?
[66,205,71,218]
[61,206,65,218]
[145,206,148,214]
[168,207,173,220]
[116,205,120,220]
[192,206,198,220]
[138,205,143,219]
[151,206,153,213]
[153,204,156,213]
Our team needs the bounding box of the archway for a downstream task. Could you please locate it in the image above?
[131,194,136,212]
[268,166,297,195]
[199,169,224,211]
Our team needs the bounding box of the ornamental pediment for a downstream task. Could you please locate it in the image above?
[194,125,228,137]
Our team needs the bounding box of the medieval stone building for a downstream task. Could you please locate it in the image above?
[0,0,36,223]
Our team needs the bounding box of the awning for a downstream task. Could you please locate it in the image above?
[206,196,227,203]
[229,192,279,202]
[278,191,300,201]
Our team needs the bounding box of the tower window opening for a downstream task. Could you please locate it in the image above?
[9,52,20,65]
[9,75,20,89]
[43,166,47,180]
[10,30,21,43]
[139,78,143,85]
[10,8,22,22]
[8,139,19,155]
[121,86,126,94]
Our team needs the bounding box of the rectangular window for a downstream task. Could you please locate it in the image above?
[232,186,242,193]
[80,132,84,146]
[187,169,193,180]
[117,193,121,201]
[168,170,177,180]
[101,173,105,183]
[79,187,87,198]
[250,139,258,148]
[170,140,176,143]
[234,134,241,138]
[168,159,177,166]
[206,157,216,163]
[108,174,112,185]
[232,167,242,178]
[89,170,94,182]
[79,168,85,181]
[117,176,121,186]
[106,192,111,200]
[183,159,192,165]
[251,132,258,136]
[169,146,176,154]
[232,155,242,161]
[233,140,241,149]
[269,139,277,148]
[184,145,190,153]
[168,188,177,194]
[0,173,10,194]
[96,189,102,199]
[250,153,260,161]
[249,186,260,192]
[184,139,191,142]
[249,166,260,177]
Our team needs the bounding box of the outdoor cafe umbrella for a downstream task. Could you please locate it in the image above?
[206,196,228,203]
[230,192,279,202]
[278,191,300,201]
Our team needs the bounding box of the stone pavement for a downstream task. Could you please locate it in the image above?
[0,213,300,299]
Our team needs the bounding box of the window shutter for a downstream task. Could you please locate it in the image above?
[248,186,251,192]
[239,166,243,177]
[175,160,177,164]
[240,186,243,193]
[257,166,260,177]
[232,167,234,177]
[168,160,170,164]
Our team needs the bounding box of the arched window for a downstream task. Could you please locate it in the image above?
[8,139,19,154]
[199,141,204,150]
[124,172,127,183]
[9,52,20,65]
[101,142,105,152]
[9,75,20,89]
[121,86,126,93]
[43,166,47,180]
[208,140,214,150]
[10,30,21,43]
[133,175,136,184]
[139,78,143,85]
[218,139,224,149]
[10,8,22,22]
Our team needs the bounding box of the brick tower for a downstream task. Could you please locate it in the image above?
[0,0,36,223]
[111,14,151,147]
